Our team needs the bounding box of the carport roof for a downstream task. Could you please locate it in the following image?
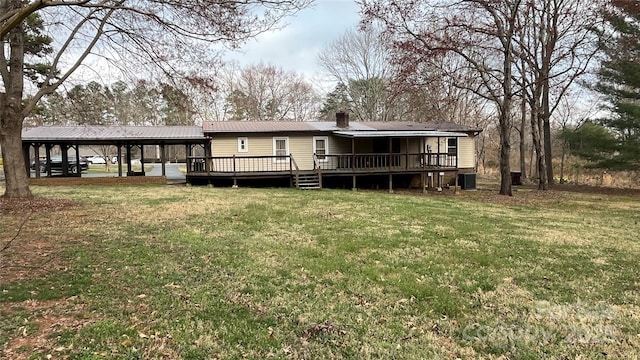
[22,126,206,144]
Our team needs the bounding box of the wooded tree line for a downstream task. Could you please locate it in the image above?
[27,80,196,127]
[1,0,639,198]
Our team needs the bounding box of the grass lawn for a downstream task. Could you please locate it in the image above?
[1,184,639,359]
[85,164,154,174]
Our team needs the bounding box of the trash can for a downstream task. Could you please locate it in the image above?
[510,171,522,185]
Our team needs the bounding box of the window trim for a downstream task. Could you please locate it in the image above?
[273,136,289,163]
[313,136,329,162]
[447,137,458,156]
[237,137,248,153]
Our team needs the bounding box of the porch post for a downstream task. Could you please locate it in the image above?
[351,137,356,191]
[203,142,210,175]
[388,137,392,170]
[437,137,441,167]
[405,138,409,169]
[388,174,393,193]
[420,138,425,194]
[351,137,355,171]
[454,170,459,194]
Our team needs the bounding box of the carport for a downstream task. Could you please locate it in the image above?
[22,126,209,178]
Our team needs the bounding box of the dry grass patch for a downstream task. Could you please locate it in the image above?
[1,184,639,359]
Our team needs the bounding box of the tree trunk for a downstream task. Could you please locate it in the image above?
[0,117,32,198]
[499,22,514,197]
[519,97,527,180]
[499,110,512,196]
[0,1,32,198]
[530,105,547,190]
[542,83,553,186]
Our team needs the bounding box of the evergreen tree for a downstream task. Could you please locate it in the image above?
[319,82,351,120]
[592,0,640,169]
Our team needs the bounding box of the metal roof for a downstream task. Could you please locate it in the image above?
[333,130,470,138]
[22,126,206,144]
[201,121,480,134]
[202,121,319,133]
[363,121,482,133]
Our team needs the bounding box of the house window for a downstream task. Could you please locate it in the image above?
[238,137,248,153]
[273,137,289,162]
[447,138,458,155]
[313,136,328,161]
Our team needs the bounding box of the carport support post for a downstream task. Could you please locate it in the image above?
[117,145,122,177]
[61,145,69,176]
[34,143,40,178]
[23,143,31,177]
[139,145,145,175]
[45,144,52,176]
[160,144,166,177]
[74,145,81,177]
[126,145,132,175]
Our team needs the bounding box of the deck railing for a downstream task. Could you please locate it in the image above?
[314,153,457,172]
[187,152,457,176]
[187,155,294,174]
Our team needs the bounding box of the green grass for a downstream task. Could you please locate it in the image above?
[85,164,154,174]
[1,185,640,359]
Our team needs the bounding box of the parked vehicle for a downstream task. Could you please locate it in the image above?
[31,156,89,174]
[87,155,106,164]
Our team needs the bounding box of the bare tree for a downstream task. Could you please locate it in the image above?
[515,0,603,187]
[318,26,393,121]
[224,63,319,121]
[361,0,523,195]
[1,0,311,198]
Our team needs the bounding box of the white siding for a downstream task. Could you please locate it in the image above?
[457,136,476,169]
[211,134,316,171]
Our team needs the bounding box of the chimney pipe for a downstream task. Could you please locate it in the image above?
[336,111,349,128]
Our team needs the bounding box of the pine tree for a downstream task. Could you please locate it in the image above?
[593,0,640,169]
[319,82,351,120]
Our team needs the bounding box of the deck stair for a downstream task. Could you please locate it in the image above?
[294,173,321,190]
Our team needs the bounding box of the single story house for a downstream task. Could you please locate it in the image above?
[188,112,481,190]
[21,113,482,190]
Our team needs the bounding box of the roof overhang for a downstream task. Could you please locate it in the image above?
[22,126,207,145]
[332,130,470,138]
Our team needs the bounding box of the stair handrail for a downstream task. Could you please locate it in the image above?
[313,153,322,189]
[290,154,300,189]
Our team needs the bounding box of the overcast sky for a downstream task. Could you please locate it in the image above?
[222,0,362,91]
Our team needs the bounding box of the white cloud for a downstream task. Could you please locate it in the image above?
[223,0,361,85]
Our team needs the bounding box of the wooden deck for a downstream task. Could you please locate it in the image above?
[186,153,457,177]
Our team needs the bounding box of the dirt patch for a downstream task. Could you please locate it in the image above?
[1,198,81,283]
[1,299,93,360]
[29,176,166,186]
[0,197,79,215]
[552,183,640,196]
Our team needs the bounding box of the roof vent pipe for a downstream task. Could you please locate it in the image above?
[336,111,349,128]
